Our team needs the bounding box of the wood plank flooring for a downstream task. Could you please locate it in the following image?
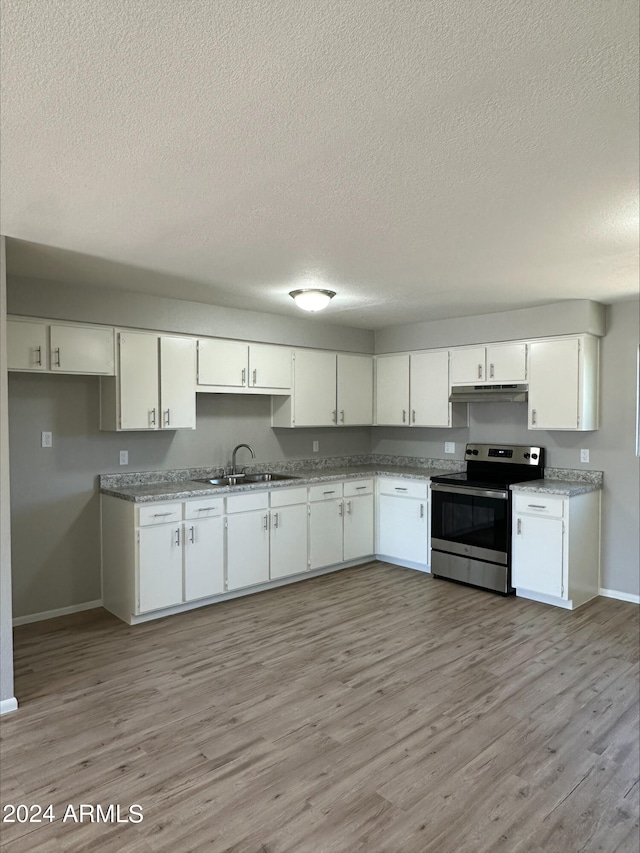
[1,563,638,853]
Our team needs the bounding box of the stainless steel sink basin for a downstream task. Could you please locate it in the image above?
[195,472,299,487]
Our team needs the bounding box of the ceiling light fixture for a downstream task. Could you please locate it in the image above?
[289,288,336,312]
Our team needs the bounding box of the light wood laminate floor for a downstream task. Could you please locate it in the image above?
[1,563,638,853]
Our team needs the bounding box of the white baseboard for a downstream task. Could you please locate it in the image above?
[0,697,18,715]
[599,588,640,604]
[12,599,103,627]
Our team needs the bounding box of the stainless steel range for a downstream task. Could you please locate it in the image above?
[430,443,544,594]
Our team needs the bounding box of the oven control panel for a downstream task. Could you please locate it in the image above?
[465,444,543,465]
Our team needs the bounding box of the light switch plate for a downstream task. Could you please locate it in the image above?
[41,431,52,448]
[119,450,129,465]
[444,442,455,454]
[580,449,590,463]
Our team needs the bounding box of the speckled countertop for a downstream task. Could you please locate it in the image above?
[510,468,603,497]
[99,455,463,504]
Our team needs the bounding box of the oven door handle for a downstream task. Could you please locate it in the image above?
[431,483,509,501]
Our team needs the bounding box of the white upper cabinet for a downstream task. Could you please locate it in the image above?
[101,331,196,431]
[271,349,374,428]
[336,354,373,425]
[528,335,598,431]
[410,350,451,427]
[7,319,48,371]
[450,342,527,384]
[197,339,292,394]
[159,336,196,429]
[7,317,115,375]
[375,351,465,428]
[375,354,410,425]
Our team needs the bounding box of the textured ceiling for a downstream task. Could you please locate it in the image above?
[1,0,638,329]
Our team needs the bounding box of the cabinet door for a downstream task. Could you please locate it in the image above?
[198,339,248,388]
[293,350,337,426]
[50,325,115,375]
[410,351,450,427]
[343,494,374,561]
[309,500,344,569]
[375,354,410,425]
[528,339,579,429]
[450,347,486,384]
[226,510,270,590]
[486,343,527,382]
[512,514,564,597]
[119,332,160,430]
[270,504,308,579]
[378,495,428,564]
[7,320,48,371]
[160,336,196,429]
[249,345,292,391]
[138,524,183,613]
[337,354,373,425]
[184,517,225,601]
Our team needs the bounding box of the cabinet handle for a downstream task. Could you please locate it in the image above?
[420,503,424,519]
[340,410,345,423]
[332,410,337,424]
[252,369,257,386]
[412,410,416,424]
[339,502,344,517]
[196,506,217,512]
[517,518,522,534]
[527,504,546,509]
[35,345,42,366]
[53,347,61,367]
[164,409,170,427]
[263,514,269,531]
[531,409,537,426]
[402,409,407,423]
[478,364,483,380]
[323,490,336,495]
[241,367,246,386]
[273,512,279,529]
[152,512,173,517]
[356,486,367,491]
[175,528,181,546]
[347,500,352,515]
[189,526,195,543]
[394,486,408,491]
[490,363,494,379]
[150,408,157,426]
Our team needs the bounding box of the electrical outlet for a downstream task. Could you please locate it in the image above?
[444,442,455,454]
[119,450,129,465]
[580,449,590,463]
[41,431,52,448]
[312,440,319,453]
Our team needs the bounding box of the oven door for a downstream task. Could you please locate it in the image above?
[431,484,510,565]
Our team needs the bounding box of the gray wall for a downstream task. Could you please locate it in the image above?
[8,277,375,354]
[373,299,640,597]
[1,237,16,703]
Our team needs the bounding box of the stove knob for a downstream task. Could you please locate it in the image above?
[472,449,479,455]
[524,452,530,459]
[466,449,472,455]
[531,453,538,460]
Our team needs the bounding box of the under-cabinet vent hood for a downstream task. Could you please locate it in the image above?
[449,384,528,403]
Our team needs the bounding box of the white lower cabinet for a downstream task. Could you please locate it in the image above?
[226,492,270,591]
[138,522,184,613]
[343,481,375,561]
[377,478,429,568]
[309,480,375,569]
[183,511,225,601]
[269,488,309,580]
[511,490,600,609]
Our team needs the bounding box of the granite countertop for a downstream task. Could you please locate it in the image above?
[510,479,601,497]
[100,458,461,504]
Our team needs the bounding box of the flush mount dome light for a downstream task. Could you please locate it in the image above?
[289,288,336,312]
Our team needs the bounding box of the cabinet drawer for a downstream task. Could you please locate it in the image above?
[138,503,183,526]
[513,494,564,518]
[270,486,308,507]
[309,482,343,502]
[378,478,428,499]
[184,497,224,519]
[344,479,374,497]
[226,491,269,514]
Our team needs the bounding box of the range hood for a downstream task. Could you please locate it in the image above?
[449,384,528,403]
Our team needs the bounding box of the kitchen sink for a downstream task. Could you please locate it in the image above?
[195,472,299,487]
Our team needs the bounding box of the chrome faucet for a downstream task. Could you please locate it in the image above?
[231,443,255,475]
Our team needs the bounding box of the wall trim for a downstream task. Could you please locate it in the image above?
[12,600,103,627]
[0,697,18,715]
[599,587,640,605]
